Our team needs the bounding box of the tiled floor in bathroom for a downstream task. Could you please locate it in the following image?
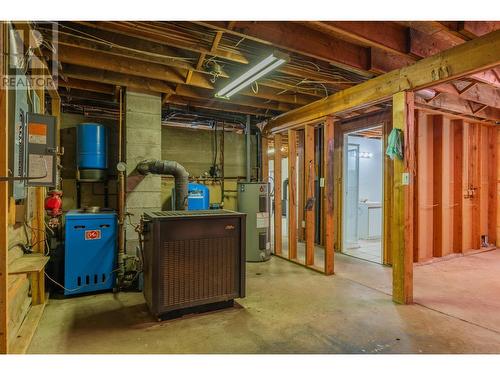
[343,239,382,263]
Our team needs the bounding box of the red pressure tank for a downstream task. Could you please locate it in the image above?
[45,190,63,217]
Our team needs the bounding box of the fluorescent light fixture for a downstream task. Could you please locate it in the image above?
[216,51,289,99]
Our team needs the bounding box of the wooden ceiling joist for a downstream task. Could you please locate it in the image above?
[62,64,175,94]
[76,21,250,64]
[194,21,374,77]
[57,45,214,90]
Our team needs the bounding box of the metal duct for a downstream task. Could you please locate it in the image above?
[137,160,189,210]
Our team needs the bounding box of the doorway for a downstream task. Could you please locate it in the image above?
[342,126,384,264]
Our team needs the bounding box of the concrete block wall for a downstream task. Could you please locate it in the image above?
[125,91,162,252]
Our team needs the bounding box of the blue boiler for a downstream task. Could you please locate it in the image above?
[187,183,210,210]
[64,210,116,295]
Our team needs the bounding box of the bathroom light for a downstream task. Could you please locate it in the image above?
[216,52,289,99]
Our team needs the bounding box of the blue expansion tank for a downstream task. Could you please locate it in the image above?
[187,182,210,210]
[77,123,107,170]
[64,210,116,296]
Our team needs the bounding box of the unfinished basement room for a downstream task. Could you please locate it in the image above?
[2,2,500,370]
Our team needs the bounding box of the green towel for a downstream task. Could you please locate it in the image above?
[386,128,404,160]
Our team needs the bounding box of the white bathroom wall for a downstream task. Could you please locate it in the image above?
[346,135,383,203]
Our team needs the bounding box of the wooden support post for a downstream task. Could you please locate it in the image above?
[274,134,282,256]
[297,131,305,241]
[432,115,444,257]
[304,124,316,265]
[452,120,464,253]
[391,91,415,305]
[383,118,393,265]
[488,126,498,246]
[288,130,298,260]
[261,136,269,182]
[323,117,335,275]
[0,22,9,354]
[333,126,343,253]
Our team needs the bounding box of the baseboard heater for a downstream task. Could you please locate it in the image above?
[142,210,246,319]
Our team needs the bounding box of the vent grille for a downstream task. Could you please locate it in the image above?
[149,210,235,218]
[160,236,238,306]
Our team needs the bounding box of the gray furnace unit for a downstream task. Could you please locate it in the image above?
[237,182,271,262]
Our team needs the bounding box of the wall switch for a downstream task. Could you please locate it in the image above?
[402,172,410,185]
[319,177,325,187]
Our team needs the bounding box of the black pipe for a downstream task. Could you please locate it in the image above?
[137,159,189,210]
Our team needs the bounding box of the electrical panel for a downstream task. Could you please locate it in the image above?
[9,72,29,199]
[26,113,57,187]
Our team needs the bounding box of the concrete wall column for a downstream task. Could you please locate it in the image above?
[125,91,161,252]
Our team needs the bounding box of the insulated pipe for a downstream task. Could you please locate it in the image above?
[246,115,251,181]
[117,87,125,286]
[137,159,189,210]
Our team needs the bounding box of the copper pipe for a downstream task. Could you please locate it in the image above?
[117,87,125,285]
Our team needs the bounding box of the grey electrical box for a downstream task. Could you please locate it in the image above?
[7,70,31,199]
[237,182,271,262]
[26,113,57,187]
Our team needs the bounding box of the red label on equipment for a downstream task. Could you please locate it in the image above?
[85,230,101,240]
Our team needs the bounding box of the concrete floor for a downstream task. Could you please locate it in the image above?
[29,251,500,354]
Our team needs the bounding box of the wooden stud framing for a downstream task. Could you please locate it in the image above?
[391,91,415,305]
[452,119,464,252]
[304,124,316,265]
[264,30,500,133]
[297,131,305,241]
[1,22,9,354]
[323,117,335,275]
[288,130,298,260]
[274,134,283,256]
[470,124,481,250]
[261,136,269,181]
[432,115,444,257]
[488,126,498,246]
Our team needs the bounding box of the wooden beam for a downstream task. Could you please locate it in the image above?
[1,22,9,354]
[195,21,372,76]
[459,21,500,39]
[304,124,316,265]
[391,91,415,305]
[63,64,175,95]
[58,45,214,90]
[167,95,273,117]
[304,21,410,57]
[288,129,298,260]
[274,134,283,256]
[432,81,500,109]
[58,78,115,95]
[53,23,201,73]
[263,30,500,133]
[173,84,298,112]
[323,117,335,275]
[77,21,249,64]
[415,92,500,122]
